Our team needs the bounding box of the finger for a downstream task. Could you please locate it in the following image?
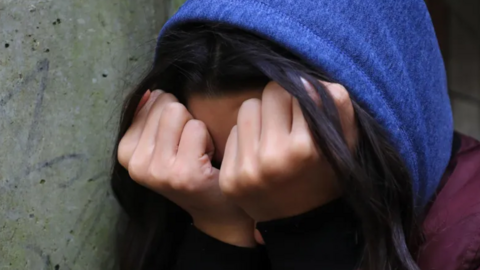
[118,90,165,168]
[129,90,165,135]
[134,89,163,120]
[301,78,321,106]
[310,81,354,135]
[131,93,179,164]
[291,79,321,158]
[177,120,215,164]
[289,96,321,162]
[296,80,356,150]
[153,102,193,164]
[291,97,310,137]
[220,125,238,179]
[237,99,261,158]
[291,79,317,135]
[261,82,292,142]
[134,90,152,117]
[323,83,356,149]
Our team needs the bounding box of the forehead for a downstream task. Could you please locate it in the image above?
[186,89,263,117]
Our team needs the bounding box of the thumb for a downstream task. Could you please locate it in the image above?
[254,228,265,245]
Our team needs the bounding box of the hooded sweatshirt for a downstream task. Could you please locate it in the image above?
[157,0,454,207]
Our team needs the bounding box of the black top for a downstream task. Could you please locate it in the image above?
[173,199,362,270]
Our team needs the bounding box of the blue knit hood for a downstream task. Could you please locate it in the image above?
[157,0,453,206]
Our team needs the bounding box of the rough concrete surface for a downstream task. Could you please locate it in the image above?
[0,0,172,269]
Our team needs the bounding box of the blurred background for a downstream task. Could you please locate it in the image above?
[0,0,478,269]
[426,0,480,139]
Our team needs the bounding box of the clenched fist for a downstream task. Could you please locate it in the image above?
[219,81,355,222]
[117,90,255,247]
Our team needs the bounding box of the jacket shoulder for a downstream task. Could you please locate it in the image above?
[419,134,480,270]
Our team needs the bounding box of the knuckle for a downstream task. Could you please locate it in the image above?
[263,81,290,101]
[263,81,283,94]
[117,139,131,168]
[162,102,188,117]
[219,177,239,197]
[127,160,147,184]
[328,83,351,108]
[240,161,260,180]
[155,92,178,105]
[169,164,195,191]
[147,165,168,183]
[239,160,264,186]
[184,119,207,132]
[303,79,320,105]
[241,98,261,109]
[170,179,196,193]
[258,146,287,176]
[258,152,278,173]
[238,99,261,121]
[117,129,142,168]
[221,161,261,196]
[291,137,317,162]
[219,168,236,191]
[161,93,178,102]
[169,166,187,183]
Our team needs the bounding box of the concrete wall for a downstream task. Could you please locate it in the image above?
[0,0,171,269]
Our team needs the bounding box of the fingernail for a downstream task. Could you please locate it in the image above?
[146,90,164,104]
[150,89,164,99]
[141,89,151,100]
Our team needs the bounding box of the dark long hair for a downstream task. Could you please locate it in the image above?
[110,23,422,270]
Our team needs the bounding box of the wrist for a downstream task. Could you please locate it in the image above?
[193,218,256,248]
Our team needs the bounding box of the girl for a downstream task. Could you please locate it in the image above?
[110,1,480,269]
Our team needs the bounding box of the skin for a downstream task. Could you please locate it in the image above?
[118,81,356,247]
[187,89,264,164]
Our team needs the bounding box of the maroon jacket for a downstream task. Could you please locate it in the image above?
[419,134,480,270]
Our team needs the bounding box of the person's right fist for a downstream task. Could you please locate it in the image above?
[117,90,255,247]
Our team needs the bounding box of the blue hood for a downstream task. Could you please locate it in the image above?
[157,0,453,206]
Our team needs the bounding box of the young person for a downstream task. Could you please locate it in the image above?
[110,1,480,269]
